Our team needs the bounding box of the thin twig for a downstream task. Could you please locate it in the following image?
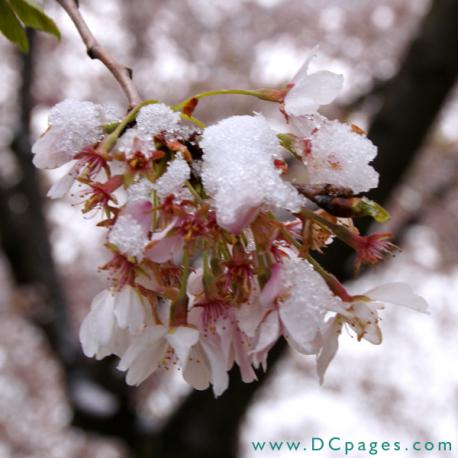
[56,0,142,108]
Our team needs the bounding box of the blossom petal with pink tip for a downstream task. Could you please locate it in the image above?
[109,200,152,259]
[145,234,184,263]
[32,99,109,169]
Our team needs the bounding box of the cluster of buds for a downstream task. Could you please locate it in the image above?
[32,51,428,396]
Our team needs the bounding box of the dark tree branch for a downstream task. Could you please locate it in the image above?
[368,0,458,207]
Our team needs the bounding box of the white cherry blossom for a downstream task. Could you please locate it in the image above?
[316,282,429,383]
[32,99,116,169]
[284,50,343,117]
[117,324,199,386]
[183,340,229,397]
[239,253,342,369]
[292,114,379,194]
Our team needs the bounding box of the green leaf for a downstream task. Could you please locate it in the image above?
[8,0,60,39]
[353,197,391,223]
[0,0,28,52]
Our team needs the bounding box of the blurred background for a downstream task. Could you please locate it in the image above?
[0,0,457,457]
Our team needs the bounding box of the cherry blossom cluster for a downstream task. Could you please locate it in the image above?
[32,52,428,396]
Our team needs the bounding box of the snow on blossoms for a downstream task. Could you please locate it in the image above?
[32,52,428,396]
[200,114,304,233]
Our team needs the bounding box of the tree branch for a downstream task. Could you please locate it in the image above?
[55,0,142,108]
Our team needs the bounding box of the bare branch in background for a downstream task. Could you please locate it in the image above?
[55,0,142,108]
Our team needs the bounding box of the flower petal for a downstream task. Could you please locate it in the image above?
[124,338,167,386]
[91,290,116,345]
[114,286,147,333]
[365,282,429,313]
[32,129,75,169]
[200,340,229,397]
[183,345,211,390]
[79,314,98,358]
[233,330,257,383]
[285,71,343,117]
[118,325,167,378]
[187,268,204,304]
[146,234,184,263]
[252,310,280,355]
[279,297,325,352]
[95,327,130,360]
[79,289,116,357]
[316,317,342,385]
[47,173,75,199]
[260,263,283,308]
[344,303,382,344]
[291,49,316,84]
[122,199,153,234]
[236,301,266,338]
[166,326,200,366]
[200,114,304,234]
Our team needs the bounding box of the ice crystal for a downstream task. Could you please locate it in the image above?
[136,103,180,138]
[279,254,341,349]
[102,105,123,123]
[297,115,379,193]
[108,214,149,259]
[116,128,153,157]
[127,178,155,202]
[201,114,305,232]
[48,99,104,149]
[153,156,191,198]
[32,99,106,168]
[164,125,200,142]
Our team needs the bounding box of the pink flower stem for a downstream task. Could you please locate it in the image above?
[306,255,354,302]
